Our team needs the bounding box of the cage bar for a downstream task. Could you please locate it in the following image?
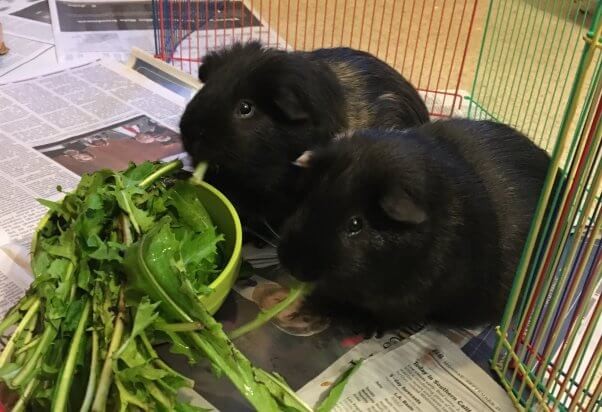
[152,0,480,118]
[488,2,602,409]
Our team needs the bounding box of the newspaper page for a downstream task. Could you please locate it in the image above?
[0,57,220,409]
[302,328,515,411]
[0,58,195,319]
[0,1,55,78]
[47,0,287,65]
[47,0,156,63]
[126,47,201,100]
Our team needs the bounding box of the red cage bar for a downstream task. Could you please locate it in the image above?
[152,0,480,118]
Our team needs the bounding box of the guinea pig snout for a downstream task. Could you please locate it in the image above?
[277,239,323,282]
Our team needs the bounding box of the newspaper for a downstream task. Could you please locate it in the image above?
[47,0,156,63]
[305,328,515,411]
[126,47,201,100]
[47,0,288,71]
[0,1,56,78]
[0,57,196,318]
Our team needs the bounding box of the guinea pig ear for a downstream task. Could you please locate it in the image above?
[292,151,314,168]
[274,87,310,121]
[379,186,427,225]
[198,54,220,83]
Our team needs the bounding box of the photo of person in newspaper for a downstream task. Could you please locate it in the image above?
[235,276,330,337]
[34,115,183,175]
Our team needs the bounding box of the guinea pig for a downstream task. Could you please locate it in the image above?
[179,41,429,232]
[277,119,551,335]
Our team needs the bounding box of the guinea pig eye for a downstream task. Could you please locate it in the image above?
[235,100,255,119]
[345,216,363,236]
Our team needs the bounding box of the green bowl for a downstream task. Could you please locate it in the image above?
[192,180,242,314]
[31,179,242,316]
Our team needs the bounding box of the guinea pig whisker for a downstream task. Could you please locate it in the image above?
[262,220,281,240]
[244,226,279,248]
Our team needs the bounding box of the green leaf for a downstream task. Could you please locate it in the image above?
[77,259,91,291]
[174,402,213,412]
[123,218,191,322]
[87,234,123,262]
[31,250,51,278]
[123,161,159,186]
[115,375,152,412]
[166,182,213,232]
[315,360,363,412]
[161,329,200,364]
[63,299,86,332]
[114,187,155,233]
[130,298,160,340]
[118,363,167,382]
[37,198,63,213]
[76,205,107,240]
[115,298,160,359]
[118,338,148,368]
[43,229,76,261]
[0,363,21,380]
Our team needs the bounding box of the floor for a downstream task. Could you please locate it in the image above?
[251,0,599,153]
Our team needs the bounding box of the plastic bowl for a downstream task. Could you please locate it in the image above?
[192,180,242,314]
[31,179,242,316]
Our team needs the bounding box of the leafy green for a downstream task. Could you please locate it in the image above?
[230,281,311,340]
[0,160,317,412]
[315,360,363,412]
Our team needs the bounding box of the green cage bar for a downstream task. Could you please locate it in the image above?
[469,1,601,410]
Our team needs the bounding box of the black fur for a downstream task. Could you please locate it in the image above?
[277,119,551,334]
[180,41,429,230]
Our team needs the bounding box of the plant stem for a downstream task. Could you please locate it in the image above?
[80,329,99,412]
[155,321,204,332]
[11,323,56,388]
[10,377,38,412]
[229,283,310,340]
[0,311,21,337]
[315,360,363,412]
[0,298,40,367]
[253,368,313,412]
[14,312,38,364]
[148,382,172,409]
[191,162,208,184]
[186,332,282,411]
[52,299,91,412]
[119,214,133,245]
[138,160,183,189]
[139,333,194,388]
[92,289,125,412]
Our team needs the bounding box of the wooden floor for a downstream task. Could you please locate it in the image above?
[253,0,597,151]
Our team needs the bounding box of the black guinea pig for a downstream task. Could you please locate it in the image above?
[179,41,429,232]
[277,119,551,335]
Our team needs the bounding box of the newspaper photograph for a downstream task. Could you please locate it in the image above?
[35,114,183,175]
